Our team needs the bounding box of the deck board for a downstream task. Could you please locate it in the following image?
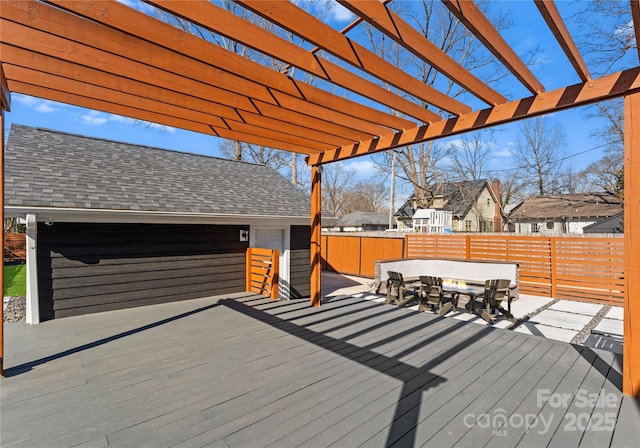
[1,292,634,447]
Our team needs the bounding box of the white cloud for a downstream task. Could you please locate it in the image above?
[615,20,634,38]
[81,111,108,125]
[327,1,353,22]
[14,94,60,113]
[345,159,378,179]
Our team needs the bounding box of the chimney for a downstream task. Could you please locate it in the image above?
[492,179,502,232]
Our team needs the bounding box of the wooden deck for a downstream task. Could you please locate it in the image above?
[1,292,638,447]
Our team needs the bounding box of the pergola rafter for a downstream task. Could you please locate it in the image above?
[0,0,639,397]
[535,0,592,82]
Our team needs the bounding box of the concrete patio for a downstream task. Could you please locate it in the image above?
[1,276,638,447]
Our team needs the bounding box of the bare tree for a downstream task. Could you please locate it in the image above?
[582,153,625,198]
[496,173,527,209]
[219,140,290,170]
[360,1,515,207]
[573,2,629,196]
[446,130,495,181]
[511,117,567,196]
[321,163,357,217]
[341,181,389,216]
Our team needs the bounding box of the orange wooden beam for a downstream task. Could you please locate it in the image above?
[623,92,640,396]
[0,63,11,111]
[337,0,506,106]
[236,0,471,116]
[442,0,545,95]
[535,0,591,82]
[145,0,438,124]
[42,0,410,133]
[310,165,322,307]
[308,67,640,165]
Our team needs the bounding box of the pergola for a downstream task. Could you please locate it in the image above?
[0,0,638,396]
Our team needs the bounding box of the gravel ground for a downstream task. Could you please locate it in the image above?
[571,304,612,345]
[3,296,26,322]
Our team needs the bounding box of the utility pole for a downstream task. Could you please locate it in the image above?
[388,150,396,230]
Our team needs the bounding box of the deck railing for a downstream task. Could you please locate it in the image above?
[246,247,280,299]
[322,232,625,306]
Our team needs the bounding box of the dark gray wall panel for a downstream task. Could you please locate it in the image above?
[37,223,249,320]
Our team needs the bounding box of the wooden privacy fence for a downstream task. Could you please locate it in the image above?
[322,233,625,306]
[3,233,26,264]
[246,247,279,299]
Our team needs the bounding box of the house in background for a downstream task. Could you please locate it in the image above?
[327,211,389,232]
[508,192,623,234]
[4,124,328,322]
[394,179,504,232]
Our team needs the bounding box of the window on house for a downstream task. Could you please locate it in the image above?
[480,220,493,232]
[465,220,472,231]
[547,222,554,230]
[531,223,540,232]
[487,198,491,207]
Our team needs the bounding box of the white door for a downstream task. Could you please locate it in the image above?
[253,228,289,299]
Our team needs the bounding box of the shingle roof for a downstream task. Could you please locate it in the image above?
[509,192,623,220]
[5,124,311,217]
[334,211,389,227]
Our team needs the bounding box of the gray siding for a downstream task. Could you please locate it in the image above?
[289,225,311,298]
[37,223,249,320]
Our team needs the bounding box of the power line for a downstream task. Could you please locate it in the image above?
[491,142,612,174]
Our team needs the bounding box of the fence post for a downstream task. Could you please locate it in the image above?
[465,235,471,260]
[550,238,557,298]
[245,247,253,293]
[270,250,279,299]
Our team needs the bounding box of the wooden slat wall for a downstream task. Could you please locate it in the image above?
[3,232,25,264]
[359,237,404,277]
[289,225,311,298]
[245,247,279,299]
[37,223,249,320]
[324,233,625,306]
[322,235,362,275]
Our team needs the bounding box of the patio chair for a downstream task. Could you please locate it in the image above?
[474,279,516,324]
[384,271,418,306]
[417,275,454,315]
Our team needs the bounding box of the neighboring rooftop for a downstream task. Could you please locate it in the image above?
[509,192,623,220]
[333,211,389,228]
[5,124,311,218]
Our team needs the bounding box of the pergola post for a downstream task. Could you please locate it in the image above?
[1,64,10,377]
[310,165,322,307]
[624,92,640,397]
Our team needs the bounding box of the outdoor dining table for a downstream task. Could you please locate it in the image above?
[440,283,487,317]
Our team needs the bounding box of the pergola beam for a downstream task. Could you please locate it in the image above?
[535,0,591,82]
[442,0,545,95]
[4,0,403,149]
[236,0,471,116]
[337,0,506,106]
[9,80,323,155]
[144,0,439,124]
[43,0,415,133]
[308,67,640,165]
[1,51,355,148]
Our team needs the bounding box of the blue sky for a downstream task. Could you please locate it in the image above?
[2,0,633,185]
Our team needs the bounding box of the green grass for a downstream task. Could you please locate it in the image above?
[4,264,27,297]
